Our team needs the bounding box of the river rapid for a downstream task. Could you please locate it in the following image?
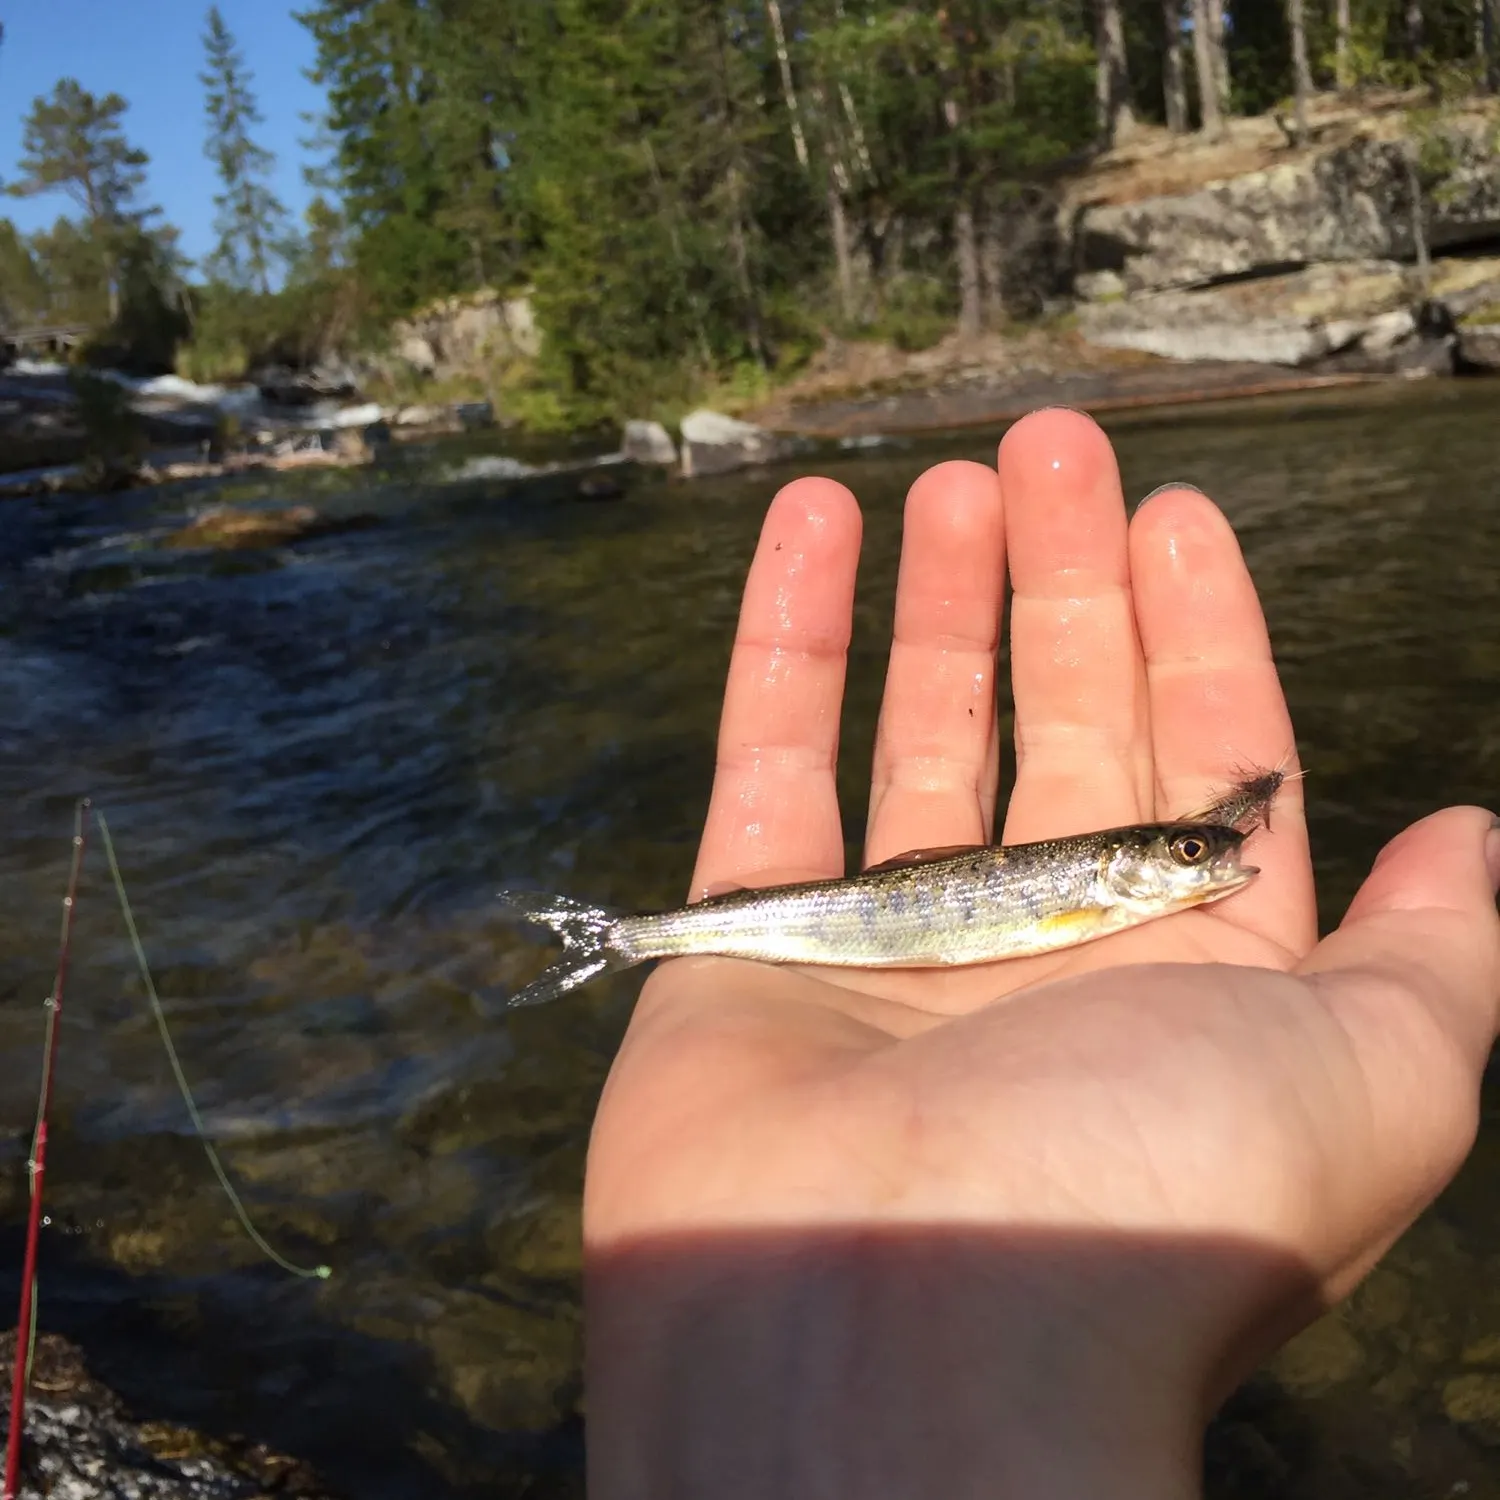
[2,383,1499,1498]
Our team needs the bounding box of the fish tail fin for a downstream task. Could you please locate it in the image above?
[495,890,635,1007]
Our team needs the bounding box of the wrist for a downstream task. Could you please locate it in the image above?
[585,1227,1206,1500]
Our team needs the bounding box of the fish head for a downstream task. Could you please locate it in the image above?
[1101,822,1258,915]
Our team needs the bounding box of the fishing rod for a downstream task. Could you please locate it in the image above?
[4,798,88,1500]
[3,803,329,1500]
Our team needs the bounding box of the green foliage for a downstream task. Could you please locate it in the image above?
[175,265,366,384]
[84,227,191,373]
[0,218,50,326]
[200,5,289,292]
[292,0,1107,424]
[852,276,955,352]
[69,370,145,484]
[7,79,151,224]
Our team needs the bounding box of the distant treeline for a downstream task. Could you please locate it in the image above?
[0,0,1496,421]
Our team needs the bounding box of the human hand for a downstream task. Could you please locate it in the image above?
[582,409,1500,1499]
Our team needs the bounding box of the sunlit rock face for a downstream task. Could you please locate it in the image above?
[1072,121,1500,298]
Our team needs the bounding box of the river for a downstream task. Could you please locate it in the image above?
[2,382,1499,1497]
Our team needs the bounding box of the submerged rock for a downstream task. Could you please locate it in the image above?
[1443,1372,1500,1444]
[1,1331,334,1500]
[1265,1311,1366,1395]
[679,408,789,478]
[167,505,321,550]
[165,505,376,551]
[445,454,538,483]
[620,419,677,467]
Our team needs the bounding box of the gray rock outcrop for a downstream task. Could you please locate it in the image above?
[679,408,790,477]
[386,291,539,383]
[621,419,678,466]
[1076,260,1427,367]
[1073,116,1500,297]
[1077,255,1500,372]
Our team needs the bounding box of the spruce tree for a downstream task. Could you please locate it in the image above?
[200,5,287,292]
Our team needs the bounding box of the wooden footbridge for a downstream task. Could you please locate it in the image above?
[0,324,90,364]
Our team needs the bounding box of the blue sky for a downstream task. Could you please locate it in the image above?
[0,0,326,265]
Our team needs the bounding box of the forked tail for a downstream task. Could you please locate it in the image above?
[495,890,636,1007]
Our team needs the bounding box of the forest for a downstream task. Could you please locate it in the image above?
[1,0,1497,426]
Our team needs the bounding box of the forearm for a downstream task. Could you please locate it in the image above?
[585,1230,1205,1500]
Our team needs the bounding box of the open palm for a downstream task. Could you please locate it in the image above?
[583,410,1500,1492]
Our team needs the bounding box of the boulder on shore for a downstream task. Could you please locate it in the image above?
[1458,321,1500,371]
[621,418,677,466]
[679,408,789,478]
[1076,256,1500,373]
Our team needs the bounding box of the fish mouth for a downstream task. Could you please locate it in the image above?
[1201,859,1259,900]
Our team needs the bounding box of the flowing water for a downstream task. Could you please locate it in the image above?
[2,382,1499,1497]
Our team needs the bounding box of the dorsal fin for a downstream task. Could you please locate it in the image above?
[864,843,992,874]
[698,879,749,900]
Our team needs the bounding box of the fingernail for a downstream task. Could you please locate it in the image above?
[1140,480,1209,506]
[1031,403,1088,417]
[1486,817,1500,891]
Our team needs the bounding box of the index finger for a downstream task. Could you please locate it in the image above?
[691,479,862,900]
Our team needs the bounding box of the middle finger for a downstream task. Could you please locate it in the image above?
[865,460,1005,866]
[999,409,1153,842]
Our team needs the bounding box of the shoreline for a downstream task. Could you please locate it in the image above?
[0,355,1481,500]
[755,360,1403,441]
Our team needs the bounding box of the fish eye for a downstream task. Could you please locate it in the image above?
[1170,833,1211,866]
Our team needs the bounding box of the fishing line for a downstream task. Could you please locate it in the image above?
[95,811,331,1281]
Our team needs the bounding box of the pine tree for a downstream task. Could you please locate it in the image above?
[7,79,154,317]
[200,5,288,293]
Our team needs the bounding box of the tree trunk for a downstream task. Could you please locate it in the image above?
[955,196,982,337]
[764,0,810,172]
[1096,0,1136,143]
[1190,0,1225,136]
[1335,0,1352,88]
[979,198,1004,326]
[1405,148,1431,293]
[1208,0,1232,120]
[726,169,765,365]
[1485,0,1500,92]
[1287,0,1312,142]
[1406,0,1424,56]
[1163,0,1189,131]
[827,181,856,323]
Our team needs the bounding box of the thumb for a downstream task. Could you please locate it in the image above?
[1297,806,1500,1224]
[1302,804,1500,1054]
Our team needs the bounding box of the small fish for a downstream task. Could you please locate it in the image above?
[496,818,1259,1008]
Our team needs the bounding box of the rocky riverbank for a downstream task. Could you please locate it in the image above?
[4,92,1497,495]
[0,1332,335,1500]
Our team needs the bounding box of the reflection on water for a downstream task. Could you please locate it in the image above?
[1,382,1499,1496]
